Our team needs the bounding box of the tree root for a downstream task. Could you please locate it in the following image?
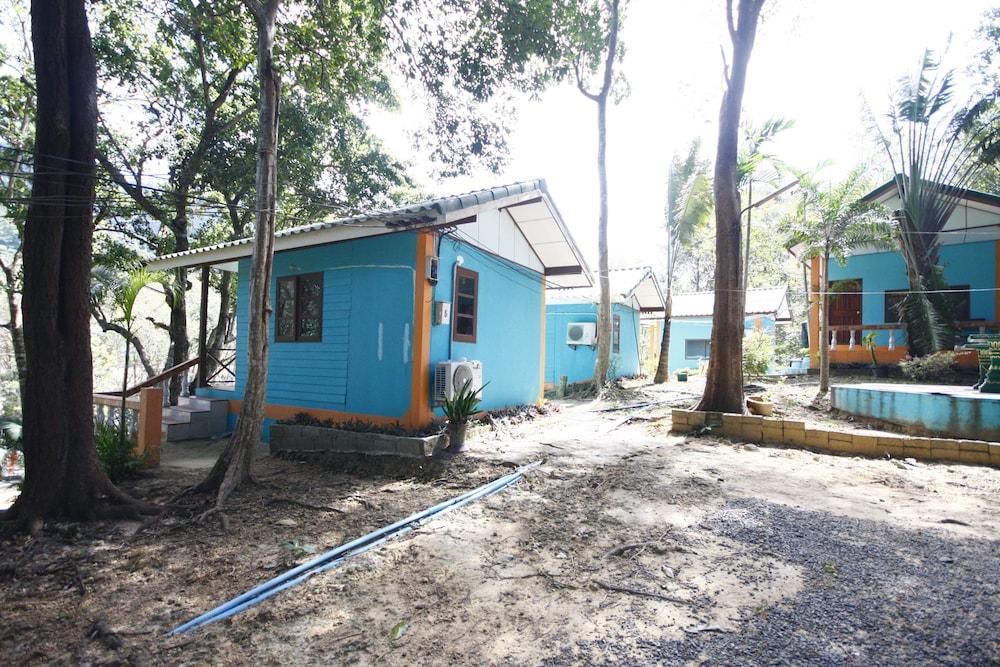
[265,497,344,513]
[593,579,689,604]
[194,506,230,532]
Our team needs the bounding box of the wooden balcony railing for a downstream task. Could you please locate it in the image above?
[92,387,163,467]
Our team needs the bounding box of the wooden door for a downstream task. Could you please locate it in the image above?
[828,279,861,345]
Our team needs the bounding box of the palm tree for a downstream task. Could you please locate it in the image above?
[653,141,712,383]
[785,168,891,396]
[737,116,794,295]
[93,268,162,445]
[871,50,1000,356]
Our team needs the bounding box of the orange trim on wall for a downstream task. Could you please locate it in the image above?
[537,276,546,404]
[225,400,408,426]
[827,347,979,367]
[401,230,436,428]
[808,256,820,362]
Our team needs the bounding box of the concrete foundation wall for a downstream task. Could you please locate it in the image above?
[831,384,1000,442]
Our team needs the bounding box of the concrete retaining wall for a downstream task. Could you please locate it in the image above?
[670,409,1000,468]
[269,424,446,459]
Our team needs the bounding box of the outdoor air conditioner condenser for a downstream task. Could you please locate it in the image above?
[566,322,598,346]
[433,360,484,405]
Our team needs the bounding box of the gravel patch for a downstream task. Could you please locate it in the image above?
[557,498,1000,666]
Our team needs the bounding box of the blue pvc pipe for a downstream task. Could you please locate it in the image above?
[168,460,541,635]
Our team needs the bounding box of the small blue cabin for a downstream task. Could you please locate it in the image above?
[544,267,665,388]
[146,180,591,439]
[795,179,1000,368]
[660,287,791,374]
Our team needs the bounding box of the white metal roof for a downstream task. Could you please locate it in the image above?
[671,286,791,321]
[145,180,592,288]
[547,266,665,312]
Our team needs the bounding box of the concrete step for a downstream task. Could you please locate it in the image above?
[161,397,229,442]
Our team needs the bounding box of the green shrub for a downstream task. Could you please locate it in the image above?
[743,330,775,380]
[94,421,144,483]
[899,351,959,383]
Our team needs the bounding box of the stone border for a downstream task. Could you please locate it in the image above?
[269,424,447,459]
[670,409,1000,468]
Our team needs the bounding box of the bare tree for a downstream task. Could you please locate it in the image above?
[576,0,623,389]
[696,0,767,414]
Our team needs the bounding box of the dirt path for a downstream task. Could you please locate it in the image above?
[1,390,998,665]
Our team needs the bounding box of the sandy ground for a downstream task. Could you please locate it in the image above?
[1,386,998,665]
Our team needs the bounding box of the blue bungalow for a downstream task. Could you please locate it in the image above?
[146,180,591,439]
[655,287,791,374]
[543,267,665,388]
[797,180,1000,367]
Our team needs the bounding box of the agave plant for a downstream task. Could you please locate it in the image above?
[870,50,1000,356]
[442,380,487,424]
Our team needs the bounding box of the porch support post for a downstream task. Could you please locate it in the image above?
[197,265,210,388]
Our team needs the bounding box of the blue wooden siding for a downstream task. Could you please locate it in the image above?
[543,302,641,386]
[827,240,997,346]
[203,232,419,438]
[201,230,548,435]
[664,316,774,374]
[430,237,544,411]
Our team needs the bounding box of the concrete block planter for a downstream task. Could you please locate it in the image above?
[269,423,447,459]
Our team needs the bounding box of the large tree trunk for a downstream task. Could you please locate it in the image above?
[696,0,766,414]
[5,0,148,530]
[653,290,673,383]
[195,0,280,506]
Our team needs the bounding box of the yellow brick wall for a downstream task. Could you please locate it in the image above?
[669,409,1000,468]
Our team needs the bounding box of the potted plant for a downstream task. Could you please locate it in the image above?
[442,380,487,452]
[863,332,889,379]
[746,394,774,416]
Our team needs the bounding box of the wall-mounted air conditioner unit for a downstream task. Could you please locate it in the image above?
[566,322,597,346]
[433,359,484,404]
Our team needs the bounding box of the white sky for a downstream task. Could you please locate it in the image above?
[369,0,995,271]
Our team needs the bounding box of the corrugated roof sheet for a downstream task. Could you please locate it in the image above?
[547,266,663,308]
[149,180,546,265]
[672,287,790,320]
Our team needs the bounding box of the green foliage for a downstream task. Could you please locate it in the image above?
[743,330,774,380]
[94,421,144,483]
[442,381,487,424]
[783,167,892,265]
[899,351,960,383]
[862,332,879,367]
[737,116,794,188]
[772,337,802,365]
[665,140,713,278]
[869,50,999,355]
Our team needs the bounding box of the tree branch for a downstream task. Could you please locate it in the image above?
[91,307,158,378]
[573,59,600,102]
